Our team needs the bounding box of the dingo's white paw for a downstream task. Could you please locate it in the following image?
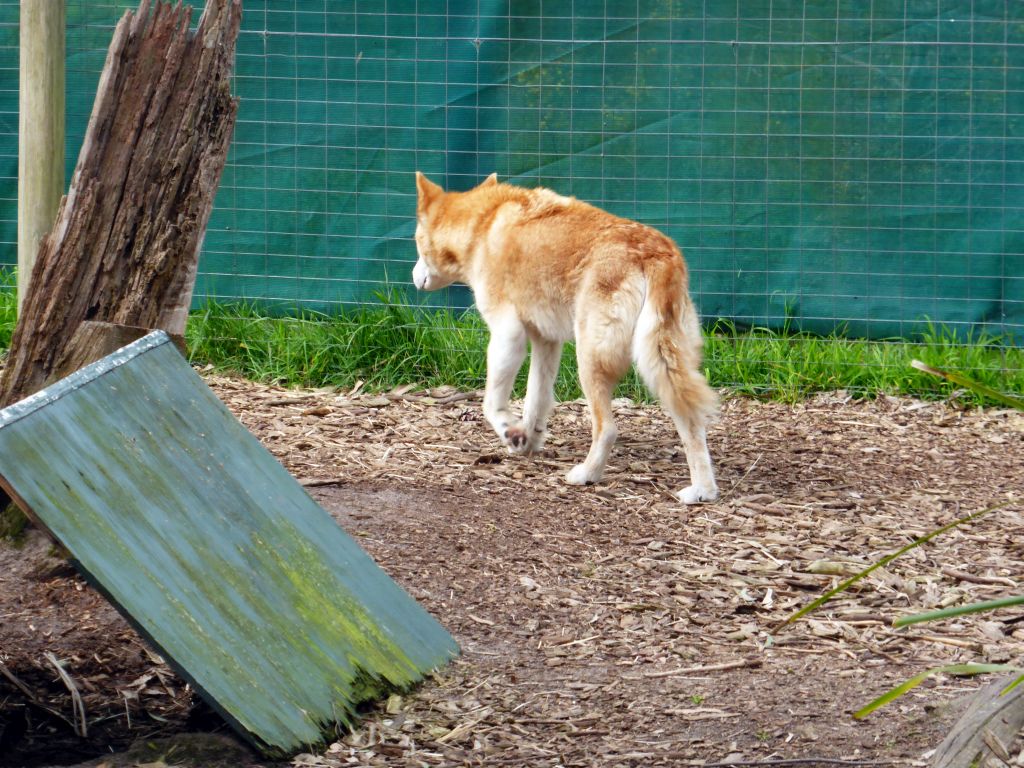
[677,484,719,505]
[566,464,598,485]
[503,423,529,453]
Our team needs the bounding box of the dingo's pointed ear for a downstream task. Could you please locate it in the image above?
[415,171,443,208]
[481,172,498,187]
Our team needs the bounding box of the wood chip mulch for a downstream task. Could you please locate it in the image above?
[202,375,1023,768]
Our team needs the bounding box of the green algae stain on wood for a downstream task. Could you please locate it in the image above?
[0,332,458,755]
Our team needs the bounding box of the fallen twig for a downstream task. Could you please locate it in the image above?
[264,395,315,406]
[940,567,1017,587]
[663,706,742,720]
[45,651,87,738]
[642,657,762,678]
[432,390,483,405]
[0,656,78,730]
[299,477,349,487]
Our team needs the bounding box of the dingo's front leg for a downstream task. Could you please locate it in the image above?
[517,337,562,453]
[483,317,528,450]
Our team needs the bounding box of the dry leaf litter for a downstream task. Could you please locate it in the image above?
[212,375,1023,768]
[0,373,1021,767]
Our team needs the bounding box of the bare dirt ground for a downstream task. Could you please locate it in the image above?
[1,376,1022,767]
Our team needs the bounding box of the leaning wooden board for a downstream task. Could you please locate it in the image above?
[0,331,458,755]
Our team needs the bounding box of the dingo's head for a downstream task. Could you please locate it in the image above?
[413,171,497,291]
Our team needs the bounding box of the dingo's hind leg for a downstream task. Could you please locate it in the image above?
[566,314,631,486]
[633,304,718,504]
[664,408,717,504]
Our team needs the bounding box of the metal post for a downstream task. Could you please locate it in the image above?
[18,0,65,315]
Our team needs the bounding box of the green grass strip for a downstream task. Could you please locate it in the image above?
[1,278,1022,405]
[182,300,1024,405]
[0,271,15,352]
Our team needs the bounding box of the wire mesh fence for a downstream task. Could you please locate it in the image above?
[0,1,1021,395]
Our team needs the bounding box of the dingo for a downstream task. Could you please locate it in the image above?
[413,172,718,504]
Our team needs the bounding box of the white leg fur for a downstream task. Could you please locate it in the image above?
[668,418,718,504]
[566,421,618,485]
[482,316,528,449]
[513,337,562,453]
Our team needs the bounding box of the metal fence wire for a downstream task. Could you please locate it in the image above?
[0,2,1021,379]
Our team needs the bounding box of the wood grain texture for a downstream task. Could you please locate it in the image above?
[0,332,458,755]
[0,0,240,407]
[932,676,1024,768]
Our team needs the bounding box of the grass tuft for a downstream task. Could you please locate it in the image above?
[186,293,493,393]
[0,270,15,351]
[703,319,1024,405]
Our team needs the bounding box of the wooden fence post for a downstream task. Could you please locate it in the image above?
[18,0,65,315]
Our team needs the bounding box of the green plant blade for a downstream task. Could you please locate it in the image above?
[1002,675,1024,695]
[781,503,1006,628]
[854,664,1018,719]
[854,669,936,719]
[910,359,1024,410]
[894,595,1024,627]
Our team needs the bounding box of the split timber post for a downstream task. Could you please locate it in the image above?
[18,0,65,315]
[0,0,241,409]
[0,0,241,532]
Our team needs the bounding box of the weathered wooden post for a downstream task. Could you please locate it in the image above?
[1,0,241,409]
[1,0,241,532]
[17,0,65,315]
[932,676,1024,768]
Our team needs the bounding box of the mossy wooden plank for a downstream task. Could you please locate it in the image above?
[0,331,458,755]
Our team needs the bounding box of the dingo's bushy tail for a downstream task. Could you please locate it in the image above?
[633,253,719,502]
[632,256,717,425]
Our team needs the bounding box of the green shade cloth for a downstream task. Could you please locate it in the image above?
[0,1,1020,341]
[0,331,458,755]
